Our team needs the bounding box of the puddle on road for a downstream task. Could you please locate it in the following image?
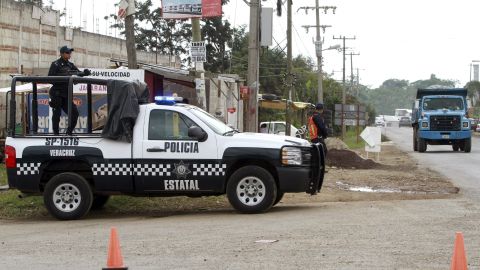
[334,181,448,194]
[336,181,400,193]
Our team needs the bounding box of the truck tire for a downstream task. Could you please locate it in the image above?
[91,195,110,210]
[413,129,418,151]
[43,172,93,220]
[418,138,427,153]
[464,138,472,153]
[226,165,277,214]
[273,191,285,206]
[452,144,459,151]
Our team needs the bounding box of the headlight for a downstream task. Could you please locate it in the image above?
[463,122,469,128]
[282,147,302,165]
[421,122,428,128]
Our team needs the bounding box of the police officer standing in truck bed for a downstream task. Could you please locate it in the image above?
[48,45,91,135]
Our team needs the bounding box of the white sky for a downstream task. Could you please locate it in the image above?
[53,0,480,88]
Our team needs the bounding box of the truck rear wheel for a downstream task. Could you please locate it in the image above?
[227,165,277,214]
[44,172,93,220]
[418,138,427,153]
[452,144,459,151]
[464,138,472,153]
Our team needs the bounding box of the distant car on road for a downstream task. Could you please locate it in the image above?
[375,117,385,127]
[469,118,478,131]
[399,116,411,127]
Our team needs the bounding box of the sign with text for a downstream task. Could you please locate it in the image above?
[334,104,366,126]
[28,94,108,134]
[161,0,222,19]
[75,68,145,94]
[191,42,207,63]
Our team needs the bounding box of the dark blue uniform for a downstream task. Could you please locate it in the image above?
[311,111,328,155]
[47,58,81,135]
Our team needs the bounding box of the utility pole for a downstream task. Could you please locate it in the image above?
[191,18,207,110]
[298,5,336,104]
[333,35,355,139]
[349,52,360,94]
[245,0,260,132]
[285,0,292,136]
[125,0,137,69]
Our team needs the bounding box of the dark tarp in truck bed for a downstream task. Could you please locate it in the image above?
[101,79,149,142]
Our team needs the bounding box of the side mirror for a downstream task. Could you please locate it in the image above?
[188,126,208,142]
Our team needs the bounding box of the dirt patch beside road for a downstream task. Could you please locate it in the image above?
[281,141,458,205]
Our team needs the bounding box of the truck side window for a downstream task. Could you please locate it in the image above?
[275,123,286,134]
[148,110,196,140]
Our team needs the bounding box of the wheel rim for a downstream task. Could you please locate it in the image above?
[236,176,266,206]
[52,183,82,212]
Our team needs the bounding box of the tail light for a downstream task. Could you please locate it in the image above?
[5,145,16,169]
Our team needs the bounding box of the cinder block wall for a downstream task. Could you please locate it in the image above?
[0,0,176,88]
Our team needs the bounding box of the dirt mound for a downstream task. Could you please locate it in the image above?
[327,149,384,169]
[325,138,348,150]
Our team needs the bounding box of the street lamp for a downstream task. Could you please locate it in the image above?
[323,44,341,52]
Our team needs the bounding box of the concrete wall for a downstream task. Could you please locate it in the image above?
[0,0,178,88]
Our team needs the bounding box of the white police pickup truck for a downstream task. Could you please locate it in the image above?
[4,76,325,220]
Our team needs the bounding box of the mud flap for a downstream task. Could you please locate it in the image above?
[306,143,326,195]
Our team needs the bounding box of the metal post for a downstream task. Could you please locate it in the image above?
[87,83,92,133]
[32,83,38,133]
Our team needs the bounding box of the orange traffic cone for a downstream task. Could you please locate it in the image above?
[103,227,128,270]
[450,232,467,270]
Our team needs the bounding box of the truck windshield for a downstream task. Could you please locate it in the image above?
[422,98,464,111]
[187,106,235,135]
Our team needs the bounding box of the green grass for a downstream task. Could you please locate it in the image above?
[0,165,6,186]
[342,128,366,149]
[0,165,229,219]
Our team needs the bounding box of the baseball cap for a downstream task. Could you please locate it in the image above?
[59,45,74,54]
[315,103,324,110]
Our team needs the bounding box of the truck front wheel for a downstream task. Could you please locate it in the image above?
[227,166,277,213]
[43,173,93,220]
[418,138,427,153]
[413,129,418,151]
[464,138,472,153]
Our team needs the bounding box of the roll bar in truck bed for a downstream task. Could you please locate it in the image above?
[9,76,109,137]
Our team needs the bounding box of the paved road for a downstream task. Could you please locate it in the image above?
[1,130,480,269]
[385,127,480,201]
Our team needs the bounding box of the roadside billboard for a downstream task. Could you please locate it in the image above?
[161,0,222,19]
[28,94,108,134]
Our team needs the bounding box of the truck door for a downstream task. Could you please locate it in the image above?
[138,108,219,192]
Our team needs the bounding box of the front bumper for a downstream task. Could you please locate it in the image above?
[418,130,471,141]
[277,144,325,194]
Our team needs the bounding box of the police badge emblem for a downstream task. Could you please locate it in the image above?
[173,161,191,179]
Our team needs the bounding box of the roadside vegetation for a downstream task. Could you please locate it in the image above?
[342,128,365,149]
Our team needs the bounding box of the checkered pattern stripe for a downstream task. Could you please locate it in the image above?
[16,163,41,176]
[92,163,132,176]
[134,164,171,177]
[192,163,227,176]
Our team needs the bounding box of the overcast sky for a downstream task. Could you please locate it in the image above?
[54,0,480,88]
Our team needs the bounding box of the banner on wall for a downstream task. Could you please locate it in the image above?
[161,0,222,19]
[28,94,108,134]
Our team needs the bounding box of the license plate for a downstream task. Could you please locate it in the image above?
[442,134,450,139]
